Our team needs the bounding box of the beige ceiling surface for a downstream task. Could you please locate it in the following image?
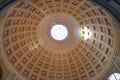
[1,0,118,80]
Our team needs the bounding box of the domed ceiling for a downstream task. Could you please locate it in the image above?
[1,0,118,80]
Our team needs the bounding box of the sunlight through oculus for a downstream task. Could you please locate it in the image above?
[50,24,68,41]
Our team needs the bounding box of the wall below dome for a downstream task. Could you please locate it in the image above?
[0,0,18,13]
[0,66,2,80]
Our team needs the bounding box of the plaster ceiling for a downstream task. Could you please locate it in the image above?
[1,0,118,80]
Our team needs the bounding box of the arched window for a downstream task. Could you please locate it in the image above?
[108,73,120,80]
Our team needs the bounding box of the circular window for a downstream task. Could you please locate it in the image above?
[50,24,68,41]
[108,73,120,80]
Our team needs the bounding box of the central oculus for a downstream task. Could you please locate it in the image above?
[50,24,68,41]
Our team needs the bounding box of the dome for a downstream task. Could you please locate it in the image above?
[1,0,119,80]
